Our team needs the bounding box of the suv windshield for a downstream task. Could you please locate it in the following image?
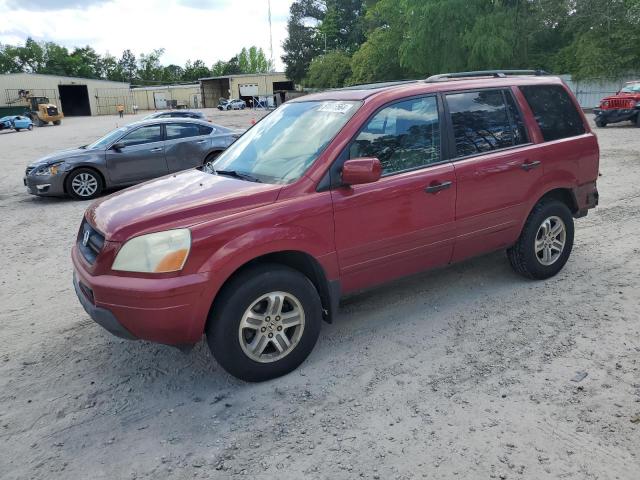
[212,100,361,184]
[621,83,640,93]
[86,127,127,149]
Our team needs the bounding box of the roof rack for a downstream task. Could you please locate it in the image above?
[425,70,549,82]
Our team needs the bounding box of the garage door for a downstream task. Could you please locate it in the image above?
[239,84,259,96]
[154,92,167,109]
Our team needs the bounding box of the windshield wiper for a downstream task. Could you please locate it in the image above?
[214,169,262,183]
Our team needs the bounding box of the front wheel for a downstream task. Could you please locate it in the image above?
[53,120,62,126]
[28,124,33,130]
[65,168,104,200]
[207,264,322,382]
[595,118,607,128]
[507,199,574,280]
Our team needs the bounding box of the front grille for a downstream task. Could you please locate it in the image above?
[77,219,105,264]
[47,106,58,116]
[25,166,35,176]
[604,98,635,109]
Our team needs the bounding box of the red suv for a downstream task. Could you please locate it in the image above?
[594,80,640,127]
[72,71,599,382]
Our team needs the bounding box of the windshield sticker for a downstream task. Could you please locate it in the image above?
[318,102,354,114]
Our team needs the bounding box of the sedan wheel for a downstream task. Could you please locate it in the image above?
[65,168,104,200]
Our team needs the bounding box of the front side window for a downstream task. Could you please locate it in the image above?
[120,125,162,147]
[520,85,585,142]
[349,96,441,175]
[87,127,127,149]
[166,123,202,140]
[212,101,360,184]
[447,89,523,158]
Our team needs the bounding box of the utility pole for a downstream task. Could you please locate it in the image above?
[268,0,274,71]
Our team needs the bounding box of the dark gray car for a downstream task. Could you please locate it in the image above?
[143,110,207,120]
[24,118,239,200]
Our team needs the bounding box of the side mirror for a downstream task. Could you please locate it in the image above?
[341,157,382,186]
[111,142,125,151]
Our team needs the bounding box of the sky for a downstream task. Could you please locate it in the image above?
[0,0,294,70]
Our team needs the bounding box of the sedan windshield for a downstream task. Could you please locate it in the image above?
[621,83,640,93]
[86,127,127,149]
[212,100,361,184]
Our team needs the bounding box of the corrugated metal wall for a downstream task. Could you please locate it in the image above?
[131,85,201,110]
[0,73,130,115]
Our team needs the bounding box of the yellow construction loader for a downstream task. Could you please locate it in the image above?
[3,90,64,126]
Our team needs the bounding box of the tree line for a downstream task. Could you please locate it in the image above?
[0,41,273,85]
[283,0,640,88]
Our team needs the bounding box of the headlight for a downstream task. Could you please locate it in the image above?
[112,229,191,273]
[34,162,65,175]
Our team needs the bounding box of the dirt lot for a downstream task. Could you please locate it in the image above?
[1,109,639,480]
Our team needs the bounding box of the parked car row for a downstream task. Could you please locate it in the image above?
[1,115,33,132]
[24,117,240,199]
[70,71,599,382]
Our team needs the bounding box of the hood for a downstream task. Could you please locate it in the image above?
[29,147,91,167]
[86,169,283,242]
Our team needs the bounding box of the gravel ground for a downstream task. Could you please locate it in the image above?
[1,109,639,480]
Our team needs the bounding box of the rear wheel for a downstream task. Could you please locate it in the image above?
[65,168,104,200]
[206,264,322,382]
[37,118,46,127]
[53,120,62,126]
[27,124,33,131]
[507,199,574,280]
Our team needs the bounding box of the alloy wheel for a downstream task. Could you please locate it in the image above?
[534,215,566,266]
[238,291,305,363]
[71,172,98,198]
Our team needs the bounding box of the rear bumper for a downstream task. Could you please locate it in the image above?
[594,108,638,123]
[574,182,599,218]
[72,246,212,346]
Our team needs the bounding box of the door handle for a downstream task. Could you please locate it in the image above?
[424,181,452,194]
[195,140,207,144]
[149,147,163,152]
[521,160,541,171]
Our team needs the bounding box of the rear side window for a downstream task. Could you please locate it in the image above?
[199,125,213,135]
[520,85,585,141]
[446,89,526,158]
[349,96,441,174]
[166,123,203,140]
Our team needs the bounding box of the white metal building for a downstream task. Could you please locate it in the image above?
[131,84,202,110]
[0,73,130,116]
[199,72,294,108]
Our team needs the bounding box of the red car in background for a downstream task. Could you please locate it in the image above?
[72,70,599,382]
[594,80,640,127]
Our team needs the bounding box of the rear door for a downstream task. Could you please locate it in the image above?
[445,88,542,262]
[331,95,457,293]
[106,124,168,184]
[164,122,213,171]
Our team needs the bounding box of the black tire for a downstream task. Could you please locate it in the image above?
[37,118,46,127]
[65,168,104,200]
[635,114,640,127]
[507,199,574,280]
[595,118,607,128]
[53,120,62,126]
[15,128,21,132]
[206,264,322,382]
[28,124,33,131]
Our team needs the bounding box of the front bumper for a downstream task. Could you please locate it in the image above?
[594,108,639,124]
[23,172,66,196]
[72,246,212,346]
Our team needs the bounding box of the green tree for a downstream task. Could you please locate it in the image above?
[182,59,210,81]
[282,0,326,83]
[306,50,352,87]
[137,48,165,84]
[118,49,137,83]
[238,46,273,73]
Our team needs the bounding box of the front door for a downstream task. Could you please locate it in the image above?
[106,124,168,184]
[444,88,543,261]
[331,95,457,293]
[164,122,212,172]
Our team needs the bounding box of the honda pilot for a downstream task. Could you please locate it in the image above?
[72,71,599,382]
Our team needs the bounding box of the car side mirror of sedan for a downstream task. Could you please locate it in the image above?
[111,142,125,151]
[341,157,382,186]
